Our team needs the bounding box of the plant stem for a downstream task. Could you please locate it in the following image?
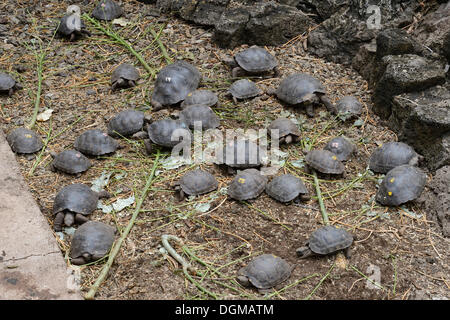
[312,170,329,225]
[149,24,172,64]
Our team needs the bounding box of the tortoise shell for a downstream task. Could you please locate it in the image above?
[336,96,363,120]
[228,79,262,99]
[6,127,43,154]
[179,169,218,196]
[234,46,278,74]
[369,142,420,173]
[147,119,191,148]
[70,221,115,264]
[111,64,140,83]
[53,184,99,216]
[152,60,201,107]
[57,6,85,37]
[376,165,427,206]
[179,105,220,130]
[92,0,123,21]
[265,174,308,202]
[227,168,267,201]
[268,118,301,140]
[220,139,265,169]
[0,72,17,92]
[51,149,91,174]
[275,73,326,105]
[180,89,218,109]
[324,136,356,162]
[74,129,119,156]
[107,109,145,138]
[308,225,353,255]
[238,254,291,289]
[305,149,345,174]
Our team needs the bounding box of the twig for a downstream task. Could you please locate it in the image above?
[312,170,329,225]
[148,24,172,65]
[304,263,335,300]
[84,151,161,300]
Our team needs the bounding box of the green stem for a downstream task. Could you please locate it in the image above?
[149,24,172,64]
[312,169,329,225]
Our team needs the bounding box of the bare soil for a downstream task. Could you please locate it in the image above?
[0,0,448,300]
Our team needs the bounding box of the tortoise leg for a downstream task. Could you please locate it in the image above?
[232,96,238,104]
[151,99,164,111]
[305,103,315,118]
[8,88,14,96]
[232,67,243,78]
[74,213,89,224]
[128,80,136,88]
[344,246,352,259]
[143,139,153,155]
[319,95,337,115]
[296,244,313,258]
[70,33,76,42]
[64,212,75,227]
[70,256,87,265]
[273,66,281,78]
[54,212,65,231]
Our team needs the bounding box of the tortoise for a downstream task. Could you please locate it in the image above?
[375,165,427,206]
[151,60,201,111]
[144,119,191,154]
[369,142,422,174]
[173,169,218,200]
[267,117,301,145]
[324,136,357,162]
[107,109,151,138]
[92,0,123,21]
[50,149,91,175]
[227,168,267,201]
[228,79,262,103]
[70,221,115,265]
[305,149,345,175]
[56,5,90,41]
[111,63,140,90]
[223,45,279,78]
[296,225,354,258]
[180,89,219,109]
[265,174,310,203]
[336,96,363,121]
[74,129,119,156]
[271,73,337,117]
[218,139,266,173]
[236,254,292,291]
[6,127,43,154]
[0,72,22,96]
[53,183,110,231]
[178,105,220,130]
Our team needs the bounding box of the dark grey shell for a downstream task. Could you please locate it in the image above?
[234,46,278,73]
[70,221,115,262]
[74,129,118,156]
[308,225,353,255]
[6,127,43,154]
[305,149,345,174]
[57,12,85,36]
[265,174,308,202]
[51,149,91,174]
[179,169,218,196]
[369,142,419,173]
[0,72,17,91]
[336,96,363,119]
[228,79,261,99]
[107,109,145,137]
[268,118,300,139]
[239,254,291,289]
[147,119,191,148]
[152,61,201,106]
[275,73,326,105]
[111,63,140,83]
[220,139,265,169]
[53,183,99,216]
[92,0,123,21]
[179,105,220,130]
[227,168,267,201]
[180,90,218,109]
[324,137,356,161]
[376,165,427,206]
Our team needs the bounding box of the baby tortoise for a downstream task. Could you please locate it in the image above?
[237,254,292,291]
[228,79,262,103]
[180,89,219,109]
[107,109,151,138]
[0,72,22,96]
[50,149,91,175]
[376,165,427,206]
[324,136,357,162]
[223,45,279,78]
[92,0,123,21]
[227,168,267,201]
[265,174,309,203]
[53,183,110,231]
[6,127,43,154]
[179,105,220,130]
[173,169,218,201]
[336,96,363,121]
[218,139,266,173]
[151,60,201,111]
[305,149,345,176]
[296,225,354,258]
[270,73,337,117]
[111,63,140,91]
[144,119,191,154]
[57,5,90,41]
[74,129,119,156]
[70,221,115,265]
[369,142,422,174]
[268,117,301,145]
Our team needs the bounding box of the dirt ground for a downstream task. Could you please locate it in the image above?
[0,0,448,300]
